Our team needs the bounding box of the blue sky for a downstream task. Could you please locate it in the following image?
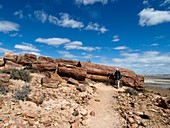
[0,0,170,74]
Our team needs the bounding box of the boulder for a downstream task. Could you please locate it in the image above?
[0,73,10,83]
[0,58,4,66]
[17,53,36,65]
[67,78,79,85]
[4,52,18,62]
[38,56,54,62]
[4,60,23,70]
[76,84,86,92]
[32,61,57,71]
[41,76,61,88]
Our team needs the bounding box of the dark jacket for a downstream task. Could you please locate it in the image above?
[114,70,122,80]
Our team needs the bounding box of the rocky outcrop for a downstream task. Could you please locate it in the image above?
[0,52,144,88]
[4,52,18,62]
[17,53,36,65]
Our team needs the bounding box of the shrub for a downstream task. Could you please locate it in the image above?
[10,69,31,82]
[0,68,12,74]
[12,85,31,101]
[0,80,9,95]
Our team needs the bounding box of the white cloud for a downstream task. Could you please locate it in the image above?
[76,0,108,5]
[150,43,159,46]
[160,0,170,6]
[0,4,3,9]
[143,0,149,5]
[0,42,2,45]
[14,42,40,52]
[138,8,170,26]
[112,51,170,74]
[112,35,120,42]
[85,22,108,33]
[15,51,41,56]
[58,50,77,59]
[64,41,101,51]
[35,37,70,46]
[14,10,24,19]
[113,46,128,50]
[0,20,20,33]
[10,33,22,37]
[0,47,12,53]
[49,13,84,29]
[34,10,48,23]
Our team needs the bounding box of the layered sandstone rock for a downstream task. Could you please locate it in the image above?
[4,52,18,62]
[17,53,36,65]
[0,58,4,66]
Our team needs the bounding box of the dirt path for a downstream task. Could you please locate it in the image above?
[83,83,125,128]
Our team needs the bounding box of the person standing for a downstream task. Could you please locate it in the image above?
[114,68,122,88]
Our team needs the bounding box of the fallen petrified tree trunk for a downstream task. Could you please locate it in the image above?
[57,66,87,81]
[86,74,111,82]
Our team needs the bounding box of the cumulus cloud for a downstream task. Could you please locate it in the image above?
[138,8,170,26]
[112,35,120,42]
[49,13,84,29]
[64,41,101,51]
[14,10,24,19]
[34,10,48,23]
[35,37,70,46]
[58,50,77,59]
[113,46,128,50]
[0,20,20,33]
[85,22,108,33]
[112,51,170,74]
[14,42,40,52]
[75,0,108,5]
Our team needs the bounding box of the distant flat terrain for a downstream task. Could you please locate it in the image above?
[144,75,170,88]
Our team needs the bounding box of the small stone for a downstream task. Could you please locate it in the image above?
[76,84,86,92]
[95,99,100,102]
[90,111,95,116]
[22,112,37,118]
[72,110,79,116]
[80,109,88,116]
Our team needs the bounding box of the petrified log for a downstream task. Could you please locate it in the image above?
[80,62,144,87]
[38,56,54,62]
[32,61,57,71]
[86,74,110,82]
[57,66,87,81]
[80,62,115,75]
[55,58,78,66]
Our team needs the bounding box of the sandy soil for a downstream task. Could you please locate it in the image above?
[83,83,125,128]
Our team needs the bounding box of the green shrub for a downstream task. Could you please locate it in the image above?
[12,85,31,101]
[0,68,12,74]
[0,80,9,95]
[10,69,31,82]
